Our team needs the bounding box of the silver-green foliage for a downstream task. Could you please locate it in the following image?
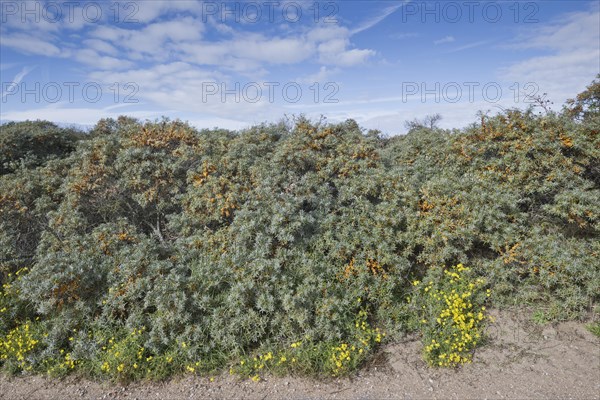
[1,77,598,377]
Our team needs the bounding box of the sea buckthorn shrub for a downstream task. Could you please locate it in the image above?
[0,156,72,292]
[0,77,598,378]
[0,120,84,175]
[448,97,599,317]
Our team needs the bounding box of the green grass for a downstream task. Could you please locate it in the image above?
[586,322,600,338]
[532,310,549,325]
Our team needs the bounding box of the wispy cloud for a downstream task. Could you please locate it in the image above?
[390,32,419,40]
[504,5,599,53]
[445,41,488,53]
[0,33,63,57]
[434,36,455,45]
[351,3,405,35]
[1,66,35,100]
[499,7,600,104]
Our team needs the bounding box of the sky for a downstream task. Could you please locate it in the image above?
[1,0,599,134]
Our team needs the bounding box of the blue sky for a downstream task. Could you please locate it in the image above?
[1,0,599,134]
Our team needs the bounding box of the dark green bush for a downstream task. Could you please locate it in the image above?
[0,120,85,175]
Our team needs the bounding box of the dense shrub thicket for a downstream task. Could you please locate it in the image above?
[1,77,598,379]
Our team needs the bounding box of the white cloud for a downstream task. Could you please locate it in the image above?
[89,62,221,90]
[317,37,375,67]
[303,25,376,66]
[307,25,351,43]
[82,39,119,56]
[298,66,339,84]
[320,98,509,136]
[508,8,599,53]
[87,62,269,117]
[127,0,205,23]
[0,1,106,33]
[332,48,376,67]
[2,1,378,73]
[0,1,60,33]
[155,23,373,71]
[230,35,313,65]
[500,7,600,104]
[174,35,312,76]
[90,17,204,61]
[0,2,389,127]
[0,104,254,131]
[74,49,134,70]
[176,42,231,66]
[0,33,62,57]
[184,116,252,131]
[143,18,205,42]
[434,36,455,45]
[501,49,599,105]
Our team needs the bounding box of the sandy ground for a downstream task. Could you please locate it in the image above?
[1,310,599,400]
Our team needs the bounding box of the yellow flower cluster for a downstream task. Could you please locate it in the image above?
[185,361,201,373]
[98,326,148,376]
[250,351,273,373]
[230,349,284,380]
[413,264,489,367]
[330,307,385,376]
[0,322,39,371]
[231,308,386,381]
[1,268,28,313]
[63,352,77,370]
[330,342,354,374]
